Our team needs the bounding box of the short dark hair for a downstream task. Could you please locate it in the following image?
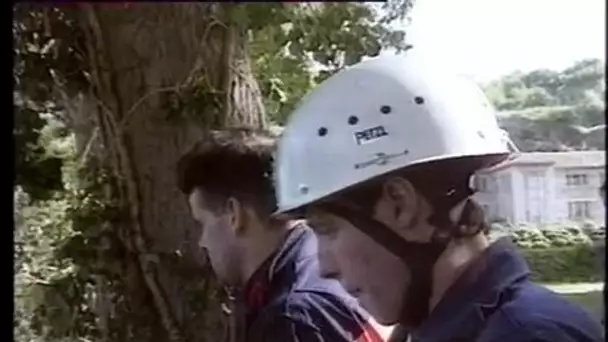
[176,128,277,216]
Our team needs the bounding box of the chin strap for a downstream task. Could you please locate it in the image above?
[321,182,477,330]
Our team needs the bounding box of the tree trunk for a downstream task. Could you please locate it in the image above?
[74,3,266,341]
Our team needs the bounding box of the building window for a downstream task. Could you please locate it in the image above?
[566,173,588,186]
[567,201,591,220]
[500,174,510,191]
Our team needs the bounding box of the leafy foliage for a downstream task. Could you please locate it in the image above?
[484,59,605,152]
[490,221,605,249]
[248,2,413,124]
[14,104,64,201]
[14,129,126,342]
[14,5,89,201]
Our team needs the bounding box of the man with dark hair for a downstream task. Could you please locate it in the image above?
[176,128,382,342]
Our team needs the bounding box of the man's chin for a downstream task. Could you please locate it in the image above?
[217,276,238,288]
[359,296,400,326]
[213,269,237,288]
[374,315,399,326]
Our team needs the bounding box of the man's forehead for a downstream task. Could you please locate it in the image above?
[188,188,213,212]
[305,207,338,222]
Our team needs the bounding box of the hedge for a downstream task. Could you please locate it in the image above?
[521,244,604,283]
[490,222,606,249]
[487,222,605,283]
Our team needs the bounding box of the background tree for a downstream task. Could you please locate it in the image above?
[14,2,414,342]
[484,58,605,152]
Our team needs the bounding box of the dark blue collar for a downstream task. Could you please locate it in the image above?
[243,223,313,314]
[412,238,531,341]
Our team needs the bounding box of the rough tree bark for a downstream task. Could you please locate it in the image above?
[72,3,266,342]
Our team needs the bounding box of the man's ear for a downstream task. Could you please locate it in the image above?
[225,197,245,235]
[379,177,419,230]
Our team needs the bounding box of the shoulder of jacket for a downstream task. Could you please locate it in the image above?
[272,290,363,324]
[481,298,600,342]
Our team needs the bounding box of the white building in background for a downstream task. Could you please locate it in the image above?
[474,151,606,225]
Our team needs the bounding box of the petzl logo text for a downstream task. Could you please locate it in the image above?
[354,125,388,145]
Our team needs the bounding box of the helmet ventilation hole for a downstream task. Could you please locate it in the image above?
[299,185,309,195]
[317,127,328,137]
[380,105,392,114]
[414,96,425,105]
[348,116,359,125]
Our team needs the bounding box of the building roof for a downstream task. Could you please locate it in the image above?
[484,151,606,172]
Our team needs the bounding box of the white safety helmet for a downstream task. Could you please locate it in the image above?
[275,50,515,215]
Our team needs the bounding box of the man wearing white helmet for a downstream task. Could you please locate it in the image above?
[273,51,604,341]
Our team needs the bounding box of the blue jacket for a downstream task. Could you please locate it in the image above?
[408,238,604,342]
[242,223,382,342]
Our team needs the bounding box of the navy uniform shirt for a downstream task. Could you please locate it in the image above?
[242,223,383,342]
[405,238,604,342]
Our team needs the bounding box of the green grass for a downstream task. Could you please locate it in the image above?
[562,291,603,321]
[543,283,603,321]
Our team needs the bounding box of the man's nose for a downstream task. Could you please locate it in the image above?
[197,228,209,249]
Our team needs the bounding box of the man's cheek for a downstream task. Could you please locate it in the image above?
[335,237,369,271]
